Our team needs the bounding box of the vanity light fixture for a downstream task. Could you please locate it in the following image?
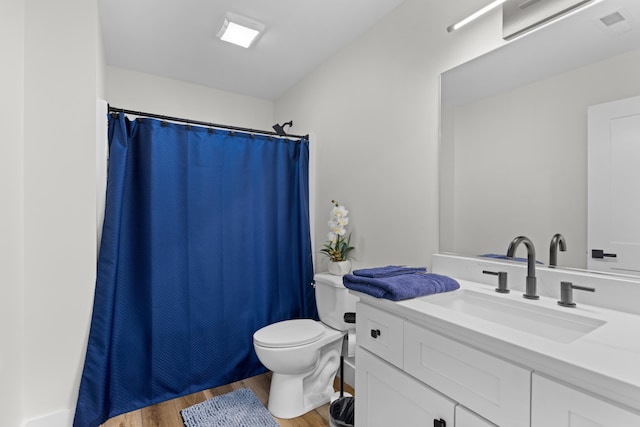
[216,12,265,48]
[447,0,507,33]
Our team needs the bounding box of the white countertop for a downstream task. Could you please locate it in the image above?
[353,279,640,412]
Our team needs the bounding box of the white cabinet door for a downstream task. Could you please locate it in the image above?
[355,346,455,427]
[532,374,640,426]
[588,95,640,275]
[404,322,531,427]
[456,406,496,427]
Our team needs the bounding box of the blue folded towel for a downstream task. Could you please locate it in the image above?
[353,265,427,278]
[343,272,460,301]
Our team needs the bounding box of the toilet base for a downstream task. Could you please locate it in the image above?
[267,372,334,419]
[267,340,343,419]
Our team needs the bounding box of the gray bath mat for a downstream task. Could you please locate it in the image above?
[181,388,279,427]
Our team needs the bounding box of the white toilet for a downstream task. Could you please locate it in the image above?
[253,273,358,419]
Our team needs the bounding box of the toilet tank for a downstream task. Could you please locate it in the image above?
[314,273,358,331]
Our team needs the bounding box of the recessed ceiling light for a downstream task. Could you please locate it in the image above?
[216,12,265,48]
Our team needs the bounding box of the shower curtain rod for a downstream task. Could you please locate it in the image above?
[108,105,309,140]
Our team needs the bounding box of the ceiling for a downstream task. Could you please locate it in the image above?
[442,0,640,107]
[98,0,407,101]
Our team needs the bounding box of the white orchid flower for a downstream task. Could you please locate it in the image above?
[331,205,348,218]
[332,225,346,236]
[323,200,354,263]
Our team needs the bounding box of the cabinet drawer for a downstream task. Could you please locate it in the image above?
[404,322,530,426]
[532,373,640,426]
[356,302,404,368]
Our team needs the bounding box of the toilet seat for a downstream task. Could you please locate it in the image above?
[254,319,325,348]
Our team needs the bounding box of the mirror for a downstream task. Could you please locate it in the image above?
[440,0,640,270]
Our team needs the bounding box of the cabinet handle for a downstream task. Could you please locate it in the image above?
[370,329,381,339]
[433,418,446,427]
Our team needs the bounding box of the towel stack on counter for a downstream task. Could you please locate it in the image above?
[342,265,459,301]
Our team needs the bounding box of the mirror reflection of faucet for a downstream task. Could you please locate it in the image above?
[506,236,539,300]
[549,233,567,268]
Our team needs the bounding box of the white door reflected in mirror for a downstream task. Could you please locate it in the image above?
[588,95,640,275]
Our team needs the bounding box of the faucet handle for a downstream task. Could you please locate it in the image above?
[558,281,595,307]
[483,270,509,294]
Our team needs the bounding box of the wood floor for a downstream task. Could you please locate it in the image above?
[101,372,354,427]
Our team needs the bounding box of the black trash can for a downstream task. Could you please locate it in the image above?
[329,396,354,427]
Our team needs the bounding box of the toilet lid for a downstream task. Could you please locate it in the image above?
[253,319,325,348]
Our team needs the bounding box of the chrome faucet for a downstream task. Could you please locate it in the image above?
[549,233,567,268]
[506,236,539,300]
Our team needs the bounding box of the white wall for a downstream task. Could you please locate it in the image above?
[275,0,506,271]
[0,1,25,426]
[22,0,101,425]
[448,48,640,268]
[106,67,275,131]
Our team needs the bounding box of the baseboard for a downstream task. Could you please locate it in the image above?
[23,409,71,427]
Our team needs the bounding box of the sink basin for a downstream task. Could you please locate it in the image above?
[423,289,606,343]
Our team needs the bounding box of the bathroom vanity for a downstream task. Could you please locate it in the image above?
[353,255,640,426]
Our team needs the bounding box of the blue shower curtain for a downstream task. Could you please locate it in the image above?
[74,114,316,427]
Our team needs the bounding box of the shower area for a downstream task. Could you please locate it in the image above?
[74,101,317,427]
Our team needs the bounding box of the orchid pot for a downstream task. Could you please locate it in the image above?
[328,260,352,276]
